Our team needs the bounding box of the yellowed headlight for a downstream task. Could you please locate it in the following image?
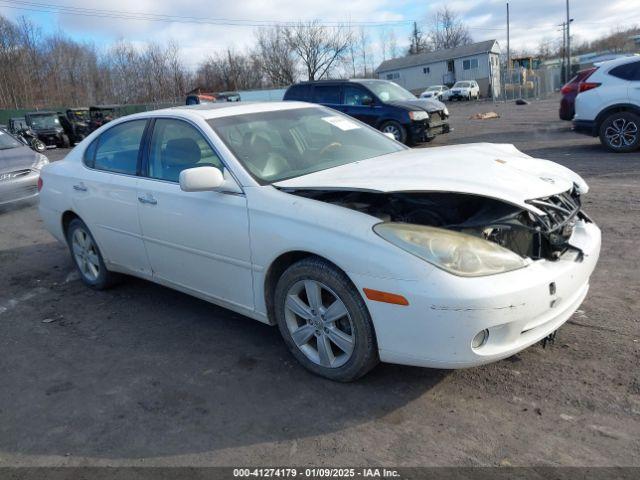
[374,223,527,277]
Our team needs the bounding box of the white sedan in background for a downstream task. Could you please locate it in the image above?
[420,85,449,100]
[38,102,600,381]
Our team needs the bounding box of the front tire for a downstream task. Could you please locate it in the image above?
[31,138,46,152]
[599,111,640,153]
[274,257,378,382]
[379,121,407,144]
[66,218,118,289]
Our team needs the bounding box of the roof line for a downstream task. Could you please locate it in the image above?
[375,39,498,73]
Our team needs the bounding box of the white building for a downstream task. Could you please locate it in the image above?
[375,40,502,98]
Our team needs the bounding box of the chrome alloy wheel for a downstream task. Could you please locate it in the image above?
[605,118,638,149]
[284,280,355,368]
[71,227,101,281]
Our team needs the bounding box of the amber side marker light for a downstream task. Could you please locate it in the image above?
[363,288,409,306]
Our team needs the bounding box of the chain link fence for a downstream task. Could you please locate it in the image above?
[493,66,559,102]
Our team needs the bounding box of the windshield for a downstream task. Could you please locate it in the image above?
[427,86,441,91]
[29,114,59,129]
[454,82,471,88]
[357,81,416,102]
[0,129,22,150]
[209,106,406,184]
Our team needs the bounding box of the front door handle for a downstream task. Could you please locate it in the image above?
[137,194,157,205]
[73,183,87,192]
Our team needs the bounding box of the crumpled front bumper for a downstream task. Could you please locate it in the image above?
[350,220,601,369]
[410,116,450,142]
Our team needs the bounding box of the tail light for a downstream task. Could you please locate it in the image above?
[577,67,600,94]
[37,177,43,192]
[578,82,601,93]
[560,83,574,95]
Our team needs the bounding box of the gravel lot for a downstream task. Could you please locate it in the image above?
[1,96,638,467]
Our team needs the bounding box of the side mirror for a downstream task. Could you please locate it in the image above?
[179,166,225,192]
[362,96,374,106]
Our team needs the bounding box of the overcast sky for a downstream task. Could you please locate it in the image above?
[1,0,639,68]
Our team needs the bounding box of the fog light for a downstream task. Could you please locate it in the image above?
[472,329,489,349]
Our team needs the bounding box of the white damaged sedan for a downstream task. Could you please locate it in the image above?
[38,102,601,381]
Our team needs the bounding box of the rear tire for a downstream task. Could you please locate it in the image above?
[274,257,379,382]
[379,121,407,144]
[599,111,640,153]
[66,218,119,290]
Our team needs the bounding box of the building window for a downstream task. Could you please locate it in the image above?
[463,58,479,70]
[423,67,430,74]
[386,73,400,80]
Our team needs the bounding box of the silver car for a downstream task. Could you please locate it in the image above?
[0,128,49,206]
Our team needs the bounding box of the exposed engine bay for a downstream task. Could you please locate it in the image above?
[284,188,591,261]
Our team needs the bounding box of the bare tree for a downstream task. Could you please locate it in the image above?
[195,49,264,92]
[428,7,472,50]
[407,22,428,55]
[256,26,298,86]
[347,34,358,77]
[283,21,352,81]
[358,28,371,77]
[388,30,398,59]
[537,37,556,60]
[379,29,389,61]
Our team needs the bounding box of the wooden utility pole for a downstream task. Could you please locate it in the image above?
[566,0,571,79]
[560,22,567,83]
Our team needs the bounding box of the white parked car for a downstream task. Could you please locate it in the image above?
[420,85,449,100]
[449,80,480,100]
[573,56,640,152]
[38,102,601,381]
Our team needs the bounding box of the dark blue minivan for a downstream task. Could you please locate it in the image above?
[283,79,450,145]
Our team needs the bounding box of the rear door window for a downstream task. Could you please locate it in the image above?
[285,84,311,101]
[91,120,147,175]
[313,85,341,104]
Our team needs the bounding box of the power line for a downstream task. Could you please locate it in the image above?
[0,0,506,30]
[0,0,408,27]
[1,0,638,32]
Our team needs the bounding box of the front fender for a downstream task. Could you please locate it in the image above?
[245,186,433,316]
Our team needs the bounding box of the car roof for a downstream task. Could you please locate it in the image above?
[595,55,639,68]
[132,101,317,121]
[290,78,391,85]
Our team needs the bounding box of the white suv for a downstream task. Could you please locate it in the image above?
[448,80,480,101]
[573,56,640,152]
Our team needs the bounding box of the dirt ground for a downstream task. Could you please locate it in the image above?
[0,96,638,467]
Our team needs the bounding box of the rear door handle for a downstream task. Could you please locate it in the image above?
[137,194,157,205]
[73,183,87,192]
